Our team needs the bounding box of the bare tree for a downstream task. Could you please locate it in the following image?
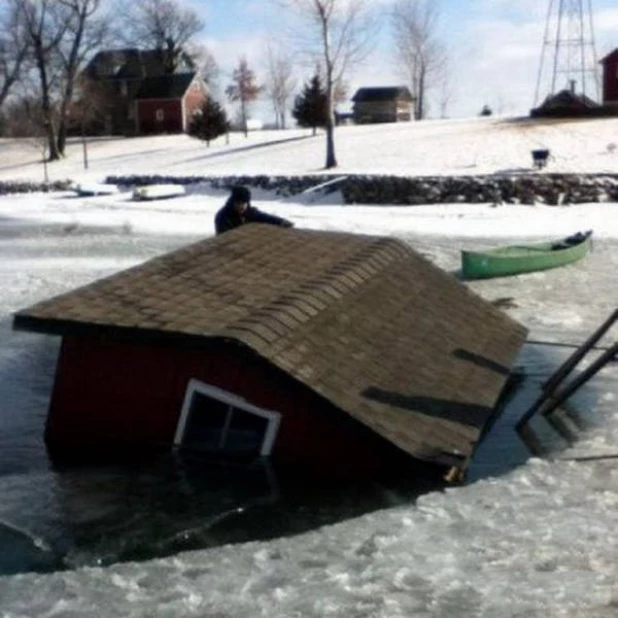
[187,44,219,92]
[17,0,111,159]
[436,57,453,119]
[264,43,296,129]
[123,0,204,73]
[0,0,31,109]
[20,0,68,160]
[277,0,378,169]
[226,56,261,137]
[55,0,110,155]
[391,0,447,120]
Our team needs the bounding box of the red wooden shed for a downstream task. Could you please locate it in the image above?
[13,226,527,480]
[134,72,207,135]
[600,49,618,106]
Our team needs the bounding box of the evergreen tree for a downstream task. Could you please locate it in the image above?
[292,74,328,136]
[189,98,228,146]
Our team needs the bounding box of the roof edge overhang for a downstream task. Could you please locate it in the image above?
[12,314,221,350]
[135,96,184,102]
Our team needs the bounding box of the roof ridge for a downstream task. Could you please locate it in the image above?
[222,237,408,347]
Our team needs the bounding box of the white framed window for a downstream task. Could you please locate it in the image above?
[155,109,165,122]
[174,379,281,458]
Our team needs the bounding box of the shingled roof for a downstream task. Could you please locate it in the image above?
[352,87,414,103]
[13,225,527,468]
[86,48,196,80]
[135,73,197,100]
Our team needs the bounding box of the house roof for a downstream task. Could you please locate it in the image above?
[86,48,196,81]
[538,89,600,110]
[13,226,527,469]
[135,73,197,100]
[600,48,618,64]
[352,87,414,103]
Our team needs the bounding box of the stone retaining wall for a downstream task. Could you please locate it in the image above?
[105,173,618,206]
[4,174,618,206]
[0,180,72,195]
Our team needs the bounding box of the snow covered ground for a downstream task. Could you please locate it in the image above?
[2,115,618,183]
[0,117,617,616]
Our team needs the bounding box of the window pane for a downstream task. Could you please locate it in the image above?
[183,393,228,452]
[225,408,268,456]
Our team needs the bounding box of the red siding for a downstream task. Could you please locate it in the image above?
[46,336,421,479]
[602,55,618,104]
[137,99,183,134]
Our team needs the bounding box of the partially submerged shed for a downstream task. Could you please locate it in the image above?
[13,226,527,479]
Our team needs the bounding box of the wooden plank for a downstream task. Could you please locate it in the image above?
[542,308,617,393]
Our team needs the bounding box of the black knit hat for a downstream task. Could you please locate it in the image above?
[231,185,251,203]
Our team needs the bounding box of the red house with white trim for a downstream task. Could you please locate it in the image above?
[135,73,208,135]
[82,48,207,136]
[13,226,527,481]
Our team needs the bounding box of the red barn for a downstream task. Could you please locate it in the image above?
[13,226,527,480]
[135,73,207,135]
[601,49,618,106]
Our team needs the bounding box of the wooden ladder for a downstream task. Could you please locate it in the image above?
[516,308,618,430]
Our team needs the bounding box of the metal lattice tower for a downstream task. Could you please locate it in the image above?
[534,0,600,106]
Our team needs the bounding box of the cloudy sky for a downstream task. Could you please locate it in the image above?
[191,0,618,120]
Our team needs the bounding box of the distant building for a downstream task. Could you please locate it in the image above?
[13,225,526,481]
[600,49,618,107]
[135,73,207,135]
[245,118,264,131]
[531,88,602,118]
[82,48,208,136]
[351,87,415,124]
[334,111,354,126]
[530,48,618,118]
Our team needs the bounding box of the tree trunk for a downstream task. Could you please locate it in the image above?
[325,119,337,168]
[57,122,67,156]
[242,99,248,137]
[417,65,426,120]
[324,80,337,169]
[46,120,60,161]
[31,23,60,161]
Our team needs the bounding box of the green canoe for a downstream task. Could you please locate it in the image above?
[462,230,593,280]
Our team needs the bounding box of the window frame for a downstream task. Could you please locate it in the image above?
[174,379,281,457]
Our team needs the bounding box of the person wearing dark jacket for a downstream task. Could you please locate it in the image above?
[214,185,293,235]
